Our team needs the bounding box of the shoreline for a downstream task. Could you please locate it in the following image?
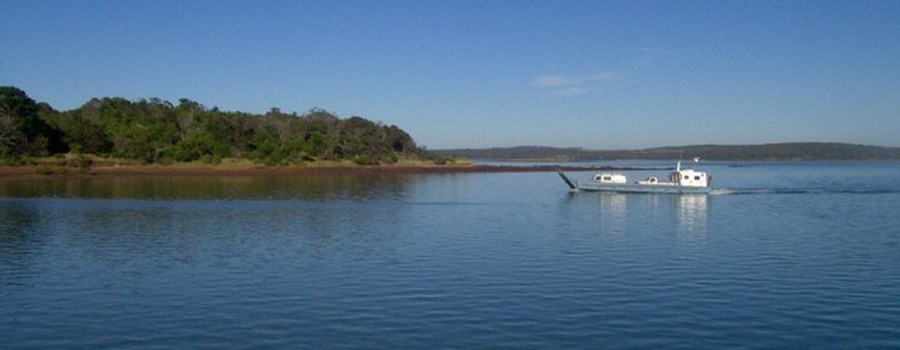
[0,164,664,179]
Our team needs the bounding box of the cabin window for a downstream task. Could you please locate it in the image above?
[603,176,612,181]
[694,176,701,180]
[683,175,689,180]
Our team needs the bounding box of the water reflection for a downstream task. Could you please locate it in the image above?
[594,193,627,234]
[0,174,420,200]
[0,201,40,237]
[562,192,709,240]
[0,200,43,286]
[0,173,424,279]
[0,198,415,283]
[597,193,627,216]
[676,195,708,231]
[675,195,709,245]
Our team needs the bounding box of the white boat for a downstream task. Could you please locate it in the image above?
[558,159,713,194]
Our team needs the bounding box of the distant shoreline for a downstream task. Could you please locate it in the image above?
[0,164,663,179]
[434,142,900,161]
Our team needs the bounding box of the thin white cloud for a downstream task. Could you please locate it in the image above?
[534,74,575,87]
[637,46,668,64]
[533,72,622,95]
[533,72,621,87]
[554,87,592,96]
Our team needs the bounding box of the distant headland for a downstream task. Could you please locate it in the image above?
[434,143,900,162]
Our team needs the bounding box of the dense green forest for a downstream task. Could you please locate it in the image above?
[0,86,431,166]
[436,143,900,161]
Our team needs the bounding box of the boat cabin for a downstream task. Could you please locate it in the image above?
[593,173,627,184]
[669,168,709,187]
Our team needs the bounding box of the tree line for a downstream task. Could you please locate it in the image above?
[1,86,432,165]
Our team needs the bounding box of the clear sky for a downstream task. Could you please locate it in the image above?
[2,0,899,149]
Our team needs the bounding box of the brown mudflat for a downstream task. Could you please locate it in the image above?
[0,164,662,179]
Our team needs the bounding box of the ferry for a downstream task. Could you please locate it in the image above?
[557,159,712,194]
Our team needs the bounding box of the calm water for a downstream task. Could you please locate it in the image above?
[2,162,899,349]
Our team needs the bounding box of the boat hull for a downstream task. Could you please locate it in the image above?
[575,182,712,194]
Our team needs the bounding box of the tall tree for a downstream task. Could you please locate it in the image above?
[0,86,63,157]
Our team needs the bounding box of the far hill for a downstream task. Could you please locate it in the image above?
[434,143,900,161]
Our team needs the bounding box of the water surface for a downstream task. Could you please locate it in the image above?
[2,162,899,348]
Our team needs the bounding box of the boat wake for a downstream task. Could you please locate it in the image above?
[710,188,900,196]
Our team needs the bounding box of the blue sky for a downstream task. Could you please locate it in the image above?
[2,0,899,149]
